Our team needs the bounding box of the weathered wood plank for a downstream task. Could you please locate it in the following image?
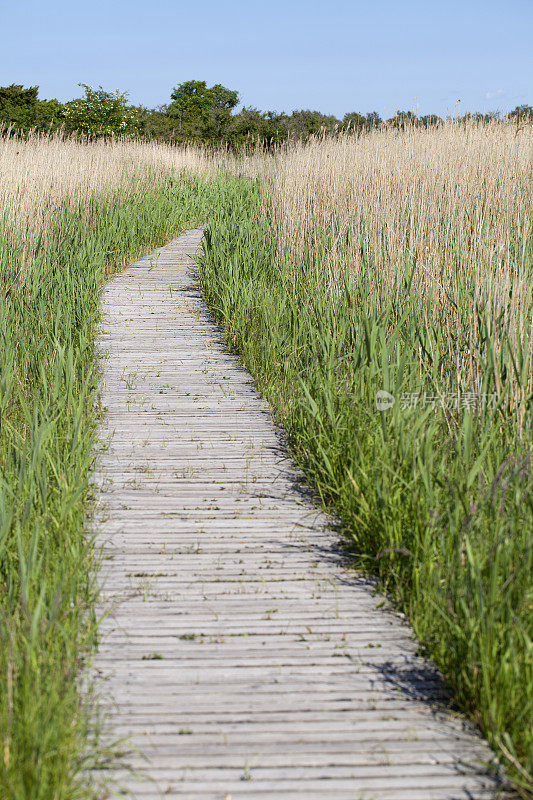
[92,230,502,799]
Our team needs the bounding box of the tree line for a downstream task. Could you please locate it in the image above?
[1,80,531,147]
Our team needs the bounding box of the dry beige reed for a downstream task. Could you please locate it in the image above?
[270,120,533,420]
[0,131,268,261]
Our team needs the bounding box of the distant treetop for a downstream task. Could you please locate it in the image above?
[0,80,531,145]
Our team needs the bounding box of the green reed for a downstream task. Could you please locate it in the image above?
[0,172,221,799]
[198,177,532,796]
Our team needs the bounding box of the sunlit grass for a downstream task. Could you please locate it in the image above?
[198,120,532,795]
[1,121,531,797]
[0,132,230,797]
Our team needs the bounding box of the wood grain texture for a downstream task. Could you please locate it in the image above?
[93,230,502,799]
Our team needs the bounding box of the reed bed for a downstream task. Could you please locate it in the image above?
[199,120,533,795]
[0,131,255,263]
[272,121,533,423]
[1,123,531,797]
[0,131,232,799]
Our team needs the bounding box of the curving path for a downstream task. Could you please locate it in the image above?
[93,229,502,799]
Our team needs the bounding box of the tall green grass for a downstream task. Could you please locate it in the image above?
[198,178,532,796]
[0,173,221,799]
[1,130,530,798]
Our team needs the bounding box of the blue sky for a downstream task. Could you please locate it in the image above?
[1,0,531,118]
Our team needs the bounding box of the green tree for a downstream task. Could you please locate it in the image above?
[419,114,442,128]
[131,104,180,141]
[388,110,418,129]
[288,109,339,137]
[229,108,292,149]
[342,111,366,131]
[167,80,239,140]
[342,111,382,133]
[365,111,382,128]
[62,84,141,138]
[508,105,533,123]
[0,84,38,116]
[226,106,266,146]
[0,84,62,132]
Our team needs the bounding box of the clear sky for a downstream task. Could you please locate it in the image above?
[1,0,531,118]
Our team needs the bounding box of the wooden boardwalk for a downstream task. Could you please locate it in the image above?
[93,230,501,799]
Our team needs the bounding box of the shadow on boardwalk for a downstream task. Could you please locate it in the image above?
[92,231,505,800]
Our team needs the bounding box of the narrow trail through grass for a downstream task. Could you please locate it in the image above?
[1,121,530,798]
[0,173,224,799]
[93,229,500,800]
[198,173,532,796]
